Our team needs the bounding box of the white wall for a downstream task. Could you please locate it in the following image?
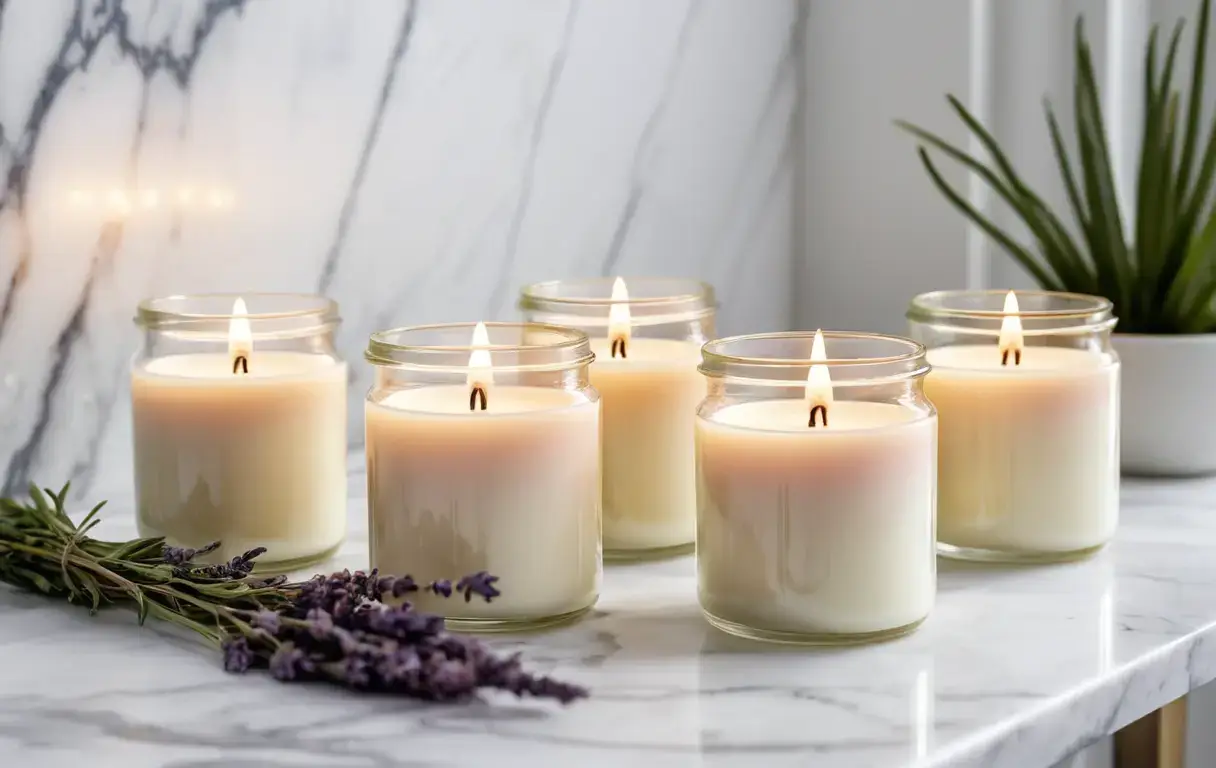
[800,0,973,335]
[801,0,1114,334]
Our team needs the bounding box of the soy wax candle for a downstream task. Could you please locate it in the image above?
[908,290,1120,562]
[696,331,937,644]
[131,294,347,569]
[365,322,601,632]
[520,278,714,560]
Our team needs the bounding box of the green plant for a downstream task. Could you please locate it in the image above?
[898,0,1216,333]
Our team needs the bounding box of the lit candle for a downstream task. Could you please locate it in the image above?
[131,295,347,569]
[588,277,706,557]
[364,322,601,631]
[921,291,1120,560]
[696,331,937,643]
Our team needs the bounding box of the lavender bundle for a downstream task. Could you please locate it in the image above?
[0,484,587,704]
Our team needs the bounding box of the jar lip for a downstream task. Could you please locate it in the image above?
[136,293,339,324]
[519,277,715,308]
[366,322,595,371]
[908,289,1114,320]
[701,331,927,368]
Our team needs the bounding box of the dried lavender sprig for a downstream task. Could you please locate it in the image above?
[0,483,588,705]
[215,566,586,704]
[162,540,220,565]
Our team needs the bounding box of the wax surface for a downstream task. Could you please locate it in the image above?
[144,352,340,380]
[132,352,348,566]
[928,344,1110,372]
[589,336,704,553]
[925,345,1119,554]
[709,399,920,432]
[696,401,936,636]
[365,387,601,621]
[376,385,587,415]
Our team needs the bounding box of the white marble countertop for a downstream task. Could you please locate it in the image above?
[4,456,1216,768]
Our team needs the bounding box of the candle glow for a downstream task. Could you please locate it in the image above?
[229,298,252,374]
[806,329,833,427]
[609,277,630,359]
[999,291,1024,366]
[467,322,493,411]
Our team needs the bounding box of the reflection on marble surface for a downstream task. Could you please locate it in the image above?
[0,0,802,500]
[5,459,1216,766]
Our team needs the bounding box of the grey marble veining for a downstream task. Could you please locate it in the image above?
[5,457,1216,767]
[0,0,802,501]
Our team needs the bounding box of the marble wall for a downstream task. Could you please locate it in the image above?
[0,0,803,499]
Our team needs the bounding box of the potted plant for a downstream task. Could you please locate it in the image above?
[899,0,1216,476]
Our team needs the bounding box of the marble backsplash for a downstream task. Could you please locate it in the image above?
[0,0,802,499]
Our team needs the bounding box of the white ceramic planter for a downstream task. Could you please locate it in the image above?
[1113,333,1216,476]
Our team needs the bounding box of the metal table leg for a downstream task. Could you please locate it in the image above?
[1114,695,1187,768]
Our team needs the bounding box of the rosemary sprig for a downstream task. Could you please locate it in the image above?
[0,484,587,704]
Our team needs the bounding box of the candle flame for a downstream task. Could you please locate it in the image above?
[806,329,833,427]
[608,277,630,358]
[228,298,252,374]
[998,291,1023,366]
[467,322,494,407]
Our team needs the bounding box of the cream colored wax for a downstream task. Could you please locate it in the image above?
[926,345,1119,557]
[696,400,937,639]
[365,386,601,627]
[589,336,705,555]
[132,352,348,567]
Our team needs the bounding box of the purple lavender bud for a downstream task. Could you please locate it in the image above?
[455,572,500,603]
[269,645,314,681]
[529,676,590,704]
[229,547,266,574]
[428,579,453,598]
[427,658,477,699]
[161,546,187,565]
[331,626,361,655]
[388,647,422,677]
[221,637,254,673]
[240,547,268,560]
[251,611,280,634]
[161,540,220,565]
[365,605,436,639]
[269,566,584,703]
[341,655,373,688]
[306,608,334,638]
[432,634,477,661]
[331,595,356,620]
[391,576,419,597]
[374,575,396,600]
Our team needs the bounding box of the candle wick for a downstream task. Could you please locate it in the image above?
[469,385,488,412]
[233,355,249,375]
[611,338,627,359]
[1000,349,1022,367]
[808,404,828,428]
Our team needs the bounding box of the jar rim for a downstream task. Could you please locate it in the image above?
[366,321,595,372]
[907,289,1114,321]
[702,331,927,368]
[519,277,714,308]
[700,331,930,389]
[136,293,339,325]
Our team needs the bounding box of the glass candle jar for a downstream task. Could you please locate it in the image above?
[364,322,602,632]
[519,277,714,560]
[132,294,347,570]
[696,331,937,645]
[908,290,1120,563]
